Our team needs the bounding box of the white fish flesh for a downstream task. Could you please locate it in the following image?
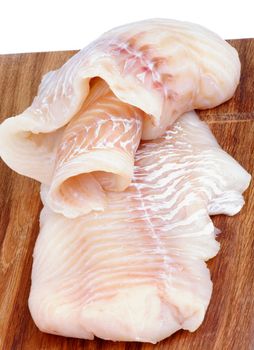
[0,19,240,218]
[42,79,144,217]
[29,112,250,343]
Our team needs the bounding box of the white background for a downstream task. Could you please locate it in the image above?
[1,0,253,54]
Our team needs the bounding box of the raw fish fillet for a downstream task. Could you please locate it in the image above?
[42,79,144,217]
[0,19,240,217]
[29,112,250,343]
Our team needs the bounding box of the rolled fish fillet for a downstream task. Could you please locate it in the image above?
[29,112,251,343]
[42,79,144,217]
[0,19,240,216]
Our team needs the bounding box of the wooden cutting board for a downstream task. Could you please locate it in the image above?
[0,39,253,350]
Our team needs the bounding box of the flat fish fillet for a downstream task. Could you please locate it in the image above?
[0,19,240,194]
[42,79,144,217]
[29,112,250,343]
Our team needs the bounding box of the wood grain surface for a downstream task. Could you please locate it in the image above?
[0,39,253,350]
